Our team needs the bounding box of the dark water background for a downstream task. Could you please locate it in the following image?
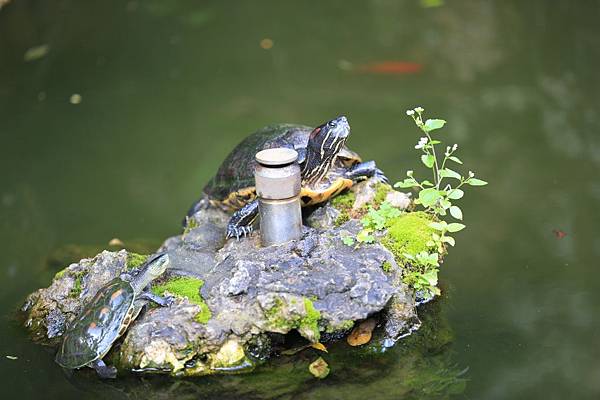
[1,0,599,398]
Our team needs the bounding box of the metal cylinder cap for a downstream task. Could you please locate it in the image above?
[256,148,298,166]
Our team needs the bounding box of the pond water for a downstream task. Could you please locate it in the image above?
[1,0,599,398]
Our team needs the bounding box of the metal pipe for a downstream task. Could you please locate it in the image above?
[254,148,302,246]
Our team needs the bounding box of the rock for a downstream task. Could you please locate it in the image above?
[22,178,423,377]
[304,204,341,230]
[385,190,412,209]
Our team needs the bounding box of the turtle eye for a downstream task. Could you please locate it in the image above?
[328,121,337,129]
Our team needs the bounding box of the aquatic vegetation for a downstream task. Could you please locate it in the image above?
[152,277,212,323]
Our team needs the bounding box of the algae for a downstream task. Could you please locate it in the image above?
[152,277,212,323]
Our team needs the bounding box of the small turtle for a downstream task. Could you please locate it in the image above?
[186,115,387,239]
[55,253,172,378]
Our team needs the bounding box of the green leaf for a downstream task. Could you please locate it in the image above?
[428,221,446,231]
[422,270,439,286]
[446,223,466,233]
[447,189,464,200]
[429,140,441,145]
[467,178,488,186]
[448,156,463,164]
[394,178,419,188]
[440,199,451,210]
[421,180,434,187]
[442,236,455,246]
[357,229,375,243]
[421,154,435,168]
[423,119,446,132]
[449,205,463,220]
[342,236,355,246]
[418,188,441,207]
[438,168,462,180]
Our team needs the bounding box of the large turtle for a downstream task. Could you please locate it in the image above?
[55,253,172,378]
[186,116,387,239]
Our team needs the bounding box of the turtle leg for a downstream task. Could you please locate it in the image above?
[226,200,259,240]
[90,358,117,379]
[137,291,174,307]
[344,160,388,183]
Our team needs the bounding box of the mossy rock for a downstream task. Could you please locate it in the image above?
[152,277,212,323]
[381,211,436,265]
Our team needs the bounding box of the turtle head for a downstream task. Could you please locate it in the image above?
[303,116,350,184]
[131,252,170,293]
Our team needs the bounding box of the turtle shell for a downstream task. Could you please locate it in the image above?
[55,279,137,369]
[203,124,361,205]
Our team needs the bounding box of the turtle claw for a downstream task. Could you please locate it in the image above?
[227,225,253,240]
[373,169,389,184]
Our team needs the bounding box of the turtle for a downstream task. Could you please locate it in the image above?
[55,252,173,379]
[186,115,388,239]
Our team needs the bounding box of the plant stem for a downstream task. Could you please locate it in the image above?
[422,128,441,188]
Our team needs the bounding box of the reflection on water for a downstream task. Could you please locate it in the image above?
[1,0,600,398]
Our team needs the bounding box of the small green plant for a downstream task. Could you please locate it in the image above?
[393,106,488,298]
[341,202,401,248]
[395,107,487,221]
[341,107,488,300]
[402,251,441,297]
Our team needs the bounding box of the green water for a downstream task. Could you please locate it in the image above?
[1,0,599,398]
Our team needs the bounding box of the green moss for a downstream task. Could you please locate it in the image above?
[183,216,200,237]
[325,319,354,333]
[126,252,148,270]
[382,261,393,273]
[333,212,350,227]
[373,183,392,207]
[54,268,67,280]
[301,298,321,340]
[264,297,321,342]
[331,190,356,226]
[330,189,356,209]
[69,271,87,297]
[381,211,436,265]
[152,277,212,323]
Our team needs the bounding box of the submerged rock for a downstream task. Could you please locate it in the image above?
[22,179,425,377]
